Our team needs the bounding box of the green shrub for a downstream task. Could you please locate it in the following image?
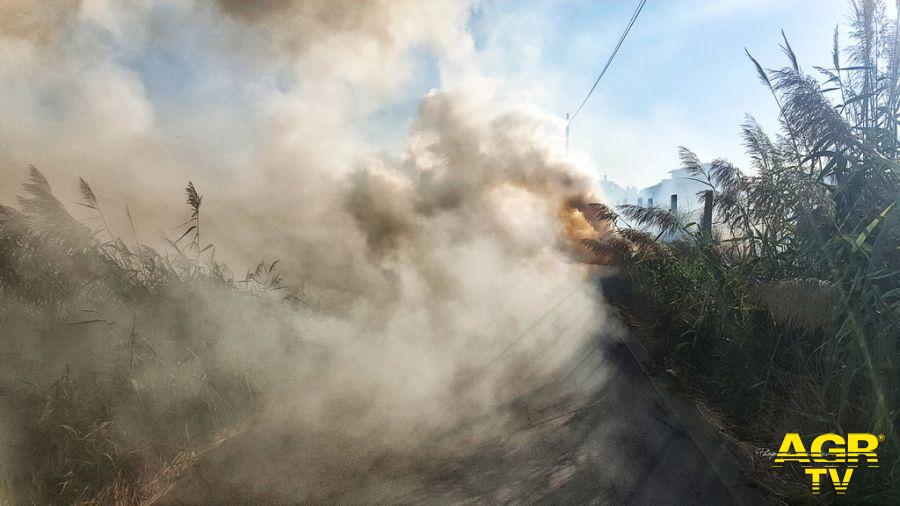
[585,1,900,501]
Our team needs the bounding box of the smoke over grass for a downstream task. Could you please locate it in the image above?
[0,1,616,502]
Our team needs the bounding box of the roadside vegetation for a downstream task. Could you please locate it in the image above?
[585,1,900,501]
[0,172,299,503]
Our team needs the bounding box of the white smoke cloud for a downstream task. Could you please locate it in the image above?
[0,1,617,501]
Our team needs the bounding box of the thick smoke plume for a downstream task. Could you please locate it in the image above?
[0,1,616,502]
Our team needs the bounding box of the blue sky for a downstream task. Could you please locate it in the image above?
[105,0,856,188]
[465,0,851,187]
[0,0,866,196]
[266,0,856,188]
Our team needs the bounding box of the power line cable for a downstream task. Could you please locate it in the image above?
[568,0,648,123]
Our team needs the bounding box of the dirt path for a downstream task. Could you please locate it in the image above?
[156,321,770,505]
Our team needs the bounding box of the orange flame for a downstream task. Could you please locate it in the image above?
[559,193,613,264]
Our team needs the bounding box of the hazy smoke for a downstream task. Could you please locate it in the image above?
[0,1,614,501]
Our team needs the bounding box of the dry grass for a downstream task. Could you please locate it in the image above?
[0,172,271,504]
